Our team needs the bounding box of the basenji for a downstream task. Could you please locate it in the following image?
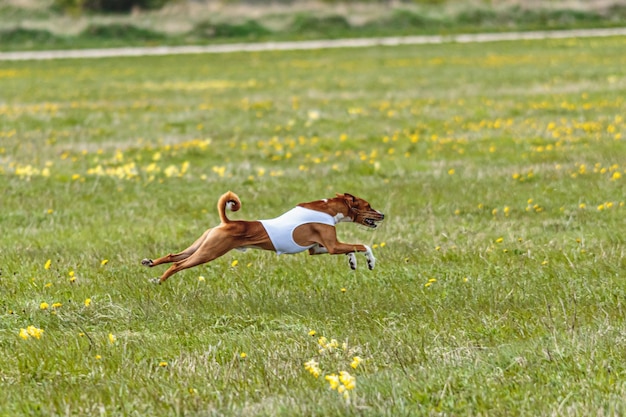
[142,191,384,284]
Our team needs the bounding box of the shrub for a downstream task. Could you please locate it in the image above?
[607,5,626,20]
[289,14,352,35]
[0,28,58,44]
[455,8,499,26]
[53,0,172,14]
[81,23,166,41]
[368,9,442,31]
[191,20,271,39]
[516,8,603,26]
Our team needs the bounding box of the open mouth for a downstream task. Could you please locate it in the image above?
[364,217,383,228]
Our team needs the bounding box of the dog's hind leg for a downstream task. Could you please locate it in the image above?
[142,228,211,268]
[152,232,235,284]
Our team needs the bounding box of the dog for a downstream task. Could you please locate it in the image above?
[142,191,384,284]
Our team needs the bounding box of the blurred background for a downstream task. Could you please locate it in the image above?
[2,0,626,51]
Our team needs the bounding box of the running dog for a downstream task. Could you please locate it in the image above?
[142,191,384,284]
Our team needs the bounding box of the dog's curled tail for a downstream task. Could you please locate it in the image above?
[217,191,241,224]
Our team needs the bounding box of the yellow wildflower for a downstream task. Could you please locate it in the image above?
[318,336,328,348]
[339,371,356,390]
[350,356,362,369]
[108,333,116,344]
[325,374,340,390]
[25,325,43,339]
[304,359,321,378]
[44,259,51,270]
[84,298,91,307]
[100,259,109,266]
[40,302,49,310]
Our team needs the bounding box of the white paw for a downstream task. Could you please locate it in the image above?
[149,277,161,285]
[141,258,154,267]
[365,246,376,270]
[347,253,357,270]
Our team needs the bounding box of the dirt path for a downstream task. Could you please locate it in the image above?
[1,27,626,61]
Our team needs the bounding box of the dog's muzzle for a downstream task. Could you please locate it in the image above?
[363,211,385,228]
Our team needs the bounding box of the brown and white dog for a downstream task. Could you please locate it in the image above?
[142,191,384,284]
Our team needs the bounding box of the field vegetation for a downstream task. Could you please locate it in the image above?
[1,0,626,50]
[1,31,626,415]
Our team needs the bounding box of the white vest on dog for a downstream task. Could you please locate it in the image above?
[260,206,336,255]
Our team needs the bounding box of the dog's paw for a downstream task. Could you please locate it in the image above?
[149,277,161,285]
[365,246,376,270]
[347,253,357,270]
[141,258,154,267]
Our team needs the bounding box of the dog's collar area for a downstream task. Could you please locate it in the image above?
[342,200,360,221]
[333,213,349,223]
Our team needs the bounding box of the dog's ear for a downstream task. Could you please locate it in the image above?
[336,193,357,204]
[343,193,357,203]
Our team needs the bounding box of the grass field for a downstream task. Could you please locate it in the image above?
[1,34,626,415]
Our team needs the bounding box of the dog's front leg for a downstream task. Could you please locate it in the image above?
[343,246,375,270]
[323,241,375,270]
[346,253,357,270]
[299,225,376,270]
[363,245,375,270]
[308,244,328,255]
[309,244,359,269]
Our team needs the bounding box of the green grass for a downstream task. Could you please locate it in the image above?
[1,35,626,415]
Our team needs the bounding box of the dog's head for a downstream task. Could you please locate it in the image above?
[337,193,385,229]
